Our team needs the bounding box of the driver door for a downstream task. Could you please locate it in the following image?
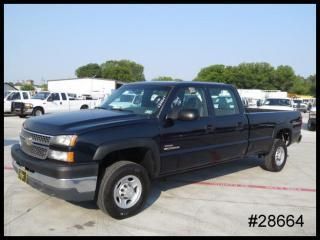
[159,86,213,174]
[46,93,62,114]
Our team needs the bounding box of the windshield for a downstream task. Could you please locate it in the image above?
[293,100,302,103]
[263,99,291,106]
[99,84,171,116]
[32,92,50,100]
[6,92,21,100]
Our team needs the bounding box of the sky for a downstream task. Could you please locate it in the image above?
[4,4,316,84]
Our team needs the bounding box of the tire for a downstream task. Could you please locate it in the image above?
[307,120,316,131]
[80,105,88,110]
[262,139,287,172]
[32,108,44,116]
[96,161,150,219]
[19,114,26,118]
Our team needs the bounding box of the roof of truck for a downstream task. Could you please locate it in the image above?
[126,81,231,87]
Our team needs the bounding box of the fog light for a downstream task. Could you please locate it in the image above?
[48,150,74,163]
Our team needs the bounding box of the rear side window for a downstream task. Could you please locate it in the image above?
[22,92,29,99]
[208,88,240,116]
[61,93,67,100]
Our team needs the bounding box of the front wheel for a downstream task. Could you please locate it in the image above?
[262,139,287,172]
[96,161,150,219]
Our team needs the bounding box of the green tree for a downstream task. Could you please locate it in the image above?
[100,60,145,82]
[305,74,316,96]
[152,76,174,81]
[75,63,101,78]
[40,84,48,91]
[20,84,35,91]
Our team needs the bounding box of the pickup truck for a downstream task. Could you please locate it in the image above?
[11,82,302,219]
[12,91,99,117]
[307,102,316,131]
[4,91,32,113]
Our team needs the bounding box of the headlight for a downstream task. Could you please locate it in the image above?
[48,150,74,162]
[24,103,33,108]
[50,135,77,147]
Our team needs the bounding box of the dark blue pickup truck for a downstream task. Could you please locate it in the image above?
[11,81,302,219]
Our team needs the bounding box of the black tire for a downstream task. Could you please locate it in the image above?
[19,114,26,118]
[32,107,44,116]
[80,105,88,109]
[262,139,287,172]
[96,161,150,219]
[307,120,316,131]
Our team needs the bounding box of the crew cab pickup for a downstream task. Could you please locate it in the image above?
[4,91,32,113]
[12,91,99,117]
[11,82,302,219]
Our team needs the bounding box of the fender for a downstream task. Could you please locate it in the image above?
[93,138,161,178]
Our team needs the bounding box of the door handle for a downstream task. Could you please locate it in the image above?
[60,102,62,105]
[206,124,215,131]
[236,122,244,130]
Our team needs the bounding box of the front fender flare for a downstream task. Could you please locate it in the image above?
[93,138,160,178]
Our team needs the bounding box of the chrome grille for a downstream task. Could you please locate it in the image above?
[20,128,51,145]
[20,128,52,159]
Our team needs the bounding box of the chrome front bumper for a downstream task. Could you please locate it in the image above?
[12,159,98,201]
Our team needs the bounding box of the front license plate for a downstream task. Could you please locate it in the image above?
[18,169,27,183]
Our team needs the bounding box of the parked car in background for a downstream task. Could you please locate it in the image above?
[11,91,99,117]
[4,91,32,113]
[257,98,294,111]
[292,99,308,113]
[307,102,316,131]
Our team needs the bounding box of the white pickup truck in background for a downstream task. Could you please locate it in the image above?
[4,91,33,113]
[12,91,100,117]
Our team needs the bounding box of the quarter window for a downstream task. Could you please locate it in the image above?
[208,88,239,116]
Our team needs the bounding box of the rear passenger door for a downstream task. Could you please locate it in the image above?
[207,86,249,162]
[60,93,70,112]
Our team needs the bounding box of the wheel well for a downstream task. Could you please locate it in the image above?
[94,147,154,200]
[80,105,88,109]
[276,128,291,146]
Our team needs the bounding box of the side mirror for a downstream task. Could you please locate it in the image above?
[257,101,262,107]
[178,109,200,121]
[47,97,53,102]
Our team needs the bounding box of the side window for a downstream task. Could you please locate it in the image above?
[61,93,67,100]
[22,92,29,99]
[208,88,239,116]
[52,93,60,101]
[170,87,208,117]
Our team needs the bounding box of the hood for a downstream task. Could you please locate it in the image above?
[23,109,147,135]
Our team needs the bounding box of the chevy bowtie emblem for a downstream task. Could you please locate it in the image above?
[25,137,33,146]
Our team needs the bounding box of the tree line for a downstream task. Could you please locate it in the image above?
[75,60,316,96]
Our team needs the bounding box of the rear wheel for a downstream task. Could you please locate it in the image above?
[262,139,287,172]
[19,114,26,118]
[80,105,88,109]
[96,161,150,219]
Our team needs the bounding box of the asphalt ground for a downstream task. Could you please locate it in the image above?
[3,113,316,236]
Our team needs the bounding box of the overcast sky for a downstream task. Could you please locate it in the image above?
[4,4,316,84]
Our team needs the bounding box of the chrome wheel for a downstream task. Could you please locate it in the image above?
[113,175,142,209]
[275,146,285,166]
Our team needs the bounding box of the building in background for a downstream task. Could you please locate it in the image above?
[237,89,288,106]
[47,78,124,100]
